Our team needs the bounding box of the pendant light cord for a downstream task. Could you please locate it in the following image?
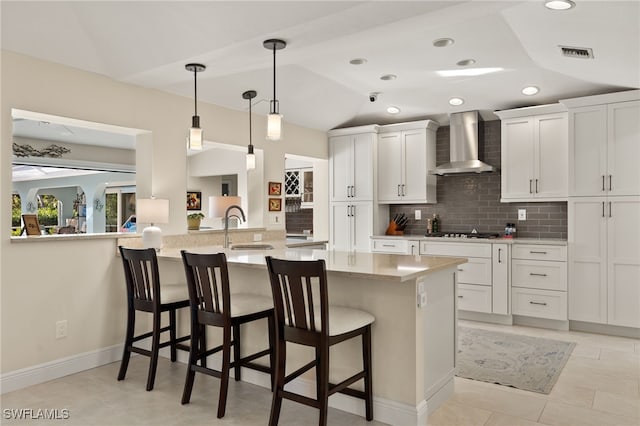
[193,69,198,116]
[272,45,276,103]
[249,97,252,146]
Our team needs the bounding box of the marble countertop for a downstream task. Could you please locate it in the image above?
[372,235,567,246]
[157,245,466,282]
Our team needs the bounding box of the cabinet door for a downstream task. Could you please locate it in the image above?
[377,133,403,202]
[608,101,640,196]
[352,133,374,201]
[329,203,352,251]
[492,244,509,315]
[607,197,640,327]
[569,105,607,196]
[352,202,373,252]
[402,129,428,202]
[568,198,607,323]
[329,135,352,202]
[501,118,535,200]
[535,113,568,199]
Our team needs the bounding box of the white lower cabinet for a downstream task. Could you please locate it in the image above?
[569,197,640,328]
[511,244,568,321]
[371,238,420,255]
[420,241,508,315]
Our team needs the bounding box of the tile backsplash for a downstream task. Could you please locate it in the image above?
[389,120,568,239]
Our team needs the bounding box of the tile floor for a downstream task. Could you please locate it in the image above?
[1,320,638,425]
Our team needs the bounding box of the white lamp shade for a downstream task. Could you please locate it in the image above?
[209,196,242,218]
[188,127,203,150]
[246,152,256,170]
[142,225,163,250]
[266,113,282,140]
[137,198,169,224]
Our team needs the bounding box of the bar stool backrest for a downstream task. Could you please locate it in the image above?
[119,246,161,312]
[181,251,231,323]
[265,256,329,338]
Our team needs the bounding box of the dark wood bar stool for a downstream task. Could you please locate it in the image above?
[117,246,191,391]
[265,256,375,426]
[180,250,275,419]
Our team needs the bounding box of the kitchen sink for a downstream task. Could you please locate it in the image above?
[230,244,274,250]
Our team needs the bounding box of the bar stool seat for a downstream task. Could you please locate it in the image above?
[160,284,190,303]
[230,293,274,317]
[310,306,375,337]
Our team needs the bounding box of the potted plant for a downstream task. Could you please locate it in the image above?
[187,212,205,230]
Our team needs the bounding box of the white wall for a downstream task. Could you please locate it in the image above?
[0,51,328,374]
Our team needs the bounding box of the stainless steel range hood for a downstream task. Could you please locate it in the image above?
[430,110,496,175]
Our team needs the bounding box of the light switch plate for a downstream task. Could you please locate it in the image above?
[518,209,526,221]
[415,210,421,220]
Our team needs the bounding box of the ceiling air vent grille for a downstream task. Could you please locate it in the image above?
[559,45,594,59]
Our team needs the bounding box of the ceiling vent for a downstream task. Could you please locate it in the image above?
[559,45,594,59]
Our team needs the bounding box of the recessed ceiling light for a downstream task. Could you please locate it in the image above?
[437,67,503,77]
[380,74,397,81]
[456,59,476,67]
[349,58,368,65]
[544,0,575,10]
[449,97,464,106]
[386,106,400,114]
[522,86,540,95]
[433,38,454,47]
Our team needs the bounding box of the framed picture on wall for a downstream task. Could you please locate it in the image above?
[187,191,202,211]
[22,214,41,236]
[268,182,282,196]
[268,198,282,212]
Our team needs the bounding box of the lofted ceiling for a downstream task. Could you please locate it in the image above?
[2,1,638,132]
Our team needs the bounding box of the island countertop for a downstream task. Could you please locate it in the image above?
[156,245,466,282]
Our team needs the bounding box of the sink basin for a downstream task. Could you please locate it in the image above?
[230,244,275,250]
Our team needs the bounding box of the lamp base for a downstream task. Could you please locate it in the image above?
[142,225,162,250]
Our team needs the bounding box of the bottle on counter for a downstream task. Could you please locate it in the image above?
[426,218,433,234]
[432,213,440,233]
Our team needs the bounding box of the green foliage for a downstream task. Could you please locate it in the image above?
[187,212,205,219]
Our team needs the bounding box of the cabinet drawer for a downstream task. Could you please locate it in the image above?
[457,284,492,313]
[512,244,567,261]
[420,242,491,258]
[371,239,409,254]
[512,260,567,291]
[456,257,492,286]
[512,288,567,320]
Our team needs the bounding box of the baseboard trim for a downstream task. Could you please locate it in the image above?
[1,344,122,395]
[513,315,570,331]
[459,310,513,325]
[569,320,640,339]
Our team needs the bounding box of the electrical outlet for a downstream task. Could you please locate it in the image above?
[253,233,262,242]
[415,210,421,220]
[518,209,527,221]
[56,320,67,339]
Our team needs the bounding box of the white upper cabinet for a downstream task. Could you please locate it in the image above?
[329,127,376,202]
[377,121,438,204]
[563,91,640,196]
[496,105,568,202]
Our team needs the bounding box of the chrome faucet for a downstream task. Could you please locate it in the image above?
[223,205,246,248]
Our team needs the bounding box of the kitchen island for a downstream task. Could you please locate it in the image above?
[155,246,465,425]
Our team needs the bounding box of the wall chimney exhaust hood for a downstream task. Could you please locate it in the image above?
[430,110,496,175]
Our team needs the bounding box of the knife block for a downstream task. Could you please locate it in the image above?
[385,221,404,236]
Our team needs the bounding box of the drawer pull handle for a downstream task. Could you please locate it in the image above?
[457,268,464,272]
[529,273,548,277]
[529,251,547,254]
[382,244,395,247]
[529,301,548,306]
[457,295,464,299]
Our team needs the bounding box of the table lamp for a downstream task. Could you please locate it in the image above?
[136,198,169,250]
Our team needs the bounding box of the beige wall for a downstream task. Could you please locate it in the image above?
[0,51,328,373]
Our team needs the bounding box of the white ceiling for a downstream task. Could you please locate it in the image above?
[2,1,638,131]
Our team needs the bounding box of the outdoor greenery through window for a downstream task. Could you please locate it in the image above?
[11,194,59,236]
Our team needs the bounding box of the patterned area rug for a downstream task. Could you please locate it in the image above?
[456,327,575,394]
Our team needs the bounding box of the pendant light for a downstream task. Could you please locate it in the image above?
[242,90,257,170]
[185,63,206,150]
[263,39,286,141]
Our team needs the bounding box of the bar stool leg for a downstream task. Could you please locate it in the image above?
[199,324,207,368]
[316,344,330,426]
[169,309,177,362]
[217,325,232,418]
[363,325,373,421]
[146,311,162,391]
[181,319,199,404]
[117,304,135,381]
[268,314,276,391]
[268,338,286,426]
[233,324,241,381]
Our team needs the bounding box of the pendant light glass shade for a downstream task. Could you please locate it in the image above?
[186,63,206,150]
[243,90,257,170]
[263,39,286,141]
